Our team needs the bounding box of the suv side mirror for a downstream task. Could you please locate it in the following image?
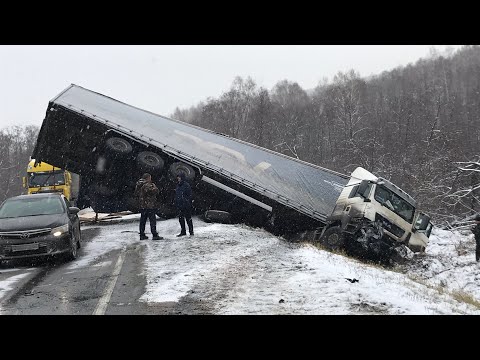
[69,207,80,215]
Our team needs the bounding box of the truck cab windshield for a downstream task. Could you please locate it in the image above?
[29,171,65,187]
[374,185,415,223]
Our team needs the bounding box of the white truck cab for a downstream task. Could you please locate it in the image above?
[327,167,432,253]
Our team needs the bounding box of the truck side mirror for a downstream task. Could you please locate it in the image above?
[357,180,370,199]
[22,176,26,188]
[414,213,431,232]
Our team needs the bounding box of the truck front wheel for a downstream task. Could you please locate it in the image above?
[320,226,345,251]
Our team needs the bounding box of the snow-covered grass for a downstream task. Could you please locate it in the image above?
[136,218,480,314]
[402,227,480,306]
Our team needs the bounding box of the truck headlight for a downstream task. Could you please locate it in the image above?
[51,224,69,237]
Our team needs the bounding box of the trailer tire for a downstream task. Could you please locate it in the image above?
[203,210,231,224]
[320,226,345,251]
[105,137,133,156]
[136,151,164,173]
[169,162,195,182]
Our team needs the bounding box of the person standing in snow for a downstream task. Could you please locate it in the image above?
[174,172,194,237]
[472,214,480,262]
[134,173,163,240]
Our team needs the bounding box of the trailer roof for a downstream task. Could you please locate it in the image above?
[52,84,349,221]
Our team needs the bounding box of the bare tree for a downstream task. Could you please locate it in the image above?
[0,125,40,203]
[270,80,310,159]
[171,45,480,224]
[445,158,480,216]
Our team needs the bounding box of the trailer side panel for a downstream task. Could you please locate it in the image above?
[35,84,349,220]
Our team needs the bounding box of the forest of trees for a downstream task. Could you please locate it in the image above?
[171,46,480,224]
[0,125,39,204]
[1,46,479,225]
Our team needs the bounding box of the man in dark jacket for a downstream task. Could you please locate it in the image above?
[473,214,480,262]
[135,173,163,240]
[174,172,194,237]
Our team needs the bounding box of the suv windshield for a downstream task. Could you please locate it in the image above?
[0,196,65,218]
[29,171,65,187]
[374,185,415,223]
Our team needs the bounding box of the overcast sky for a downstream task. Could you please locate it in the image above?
[0,45,463,130]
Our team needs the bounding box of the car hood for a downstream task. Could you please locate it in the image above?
[0,214,68,232]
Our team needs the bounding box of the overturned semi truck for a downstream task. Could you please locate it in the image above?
[32,84,432,262]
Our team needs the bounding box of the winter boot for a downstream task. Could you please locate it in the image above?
[140,234,148,240]
[176,232,187,237]
[152,234,163,240]
[187,219,194,236]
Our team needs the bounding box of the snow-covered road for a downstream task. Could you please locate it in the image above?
[2,213,480,314]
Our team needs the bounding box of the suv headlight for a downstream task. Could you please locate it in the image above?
[51,224,69,237]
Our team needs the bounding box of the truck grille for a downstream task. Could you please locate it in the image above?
[0,228,51,240]
[375,214,405,239]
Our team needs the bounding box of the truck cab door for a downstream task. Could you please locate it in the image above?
[340,181,372,219]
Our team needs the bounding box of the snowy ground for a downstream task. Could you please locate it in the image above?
[0,271,32,302]
[3,212,480,314]
[402,227,480,304]
[82,215,480,314]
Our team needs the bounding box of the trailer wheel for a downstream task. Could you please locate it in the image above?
[203,210,231,224]
[105,137,133,156]
[320,226,345,251]
[136,151,164,173]
[169,162,195,182]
